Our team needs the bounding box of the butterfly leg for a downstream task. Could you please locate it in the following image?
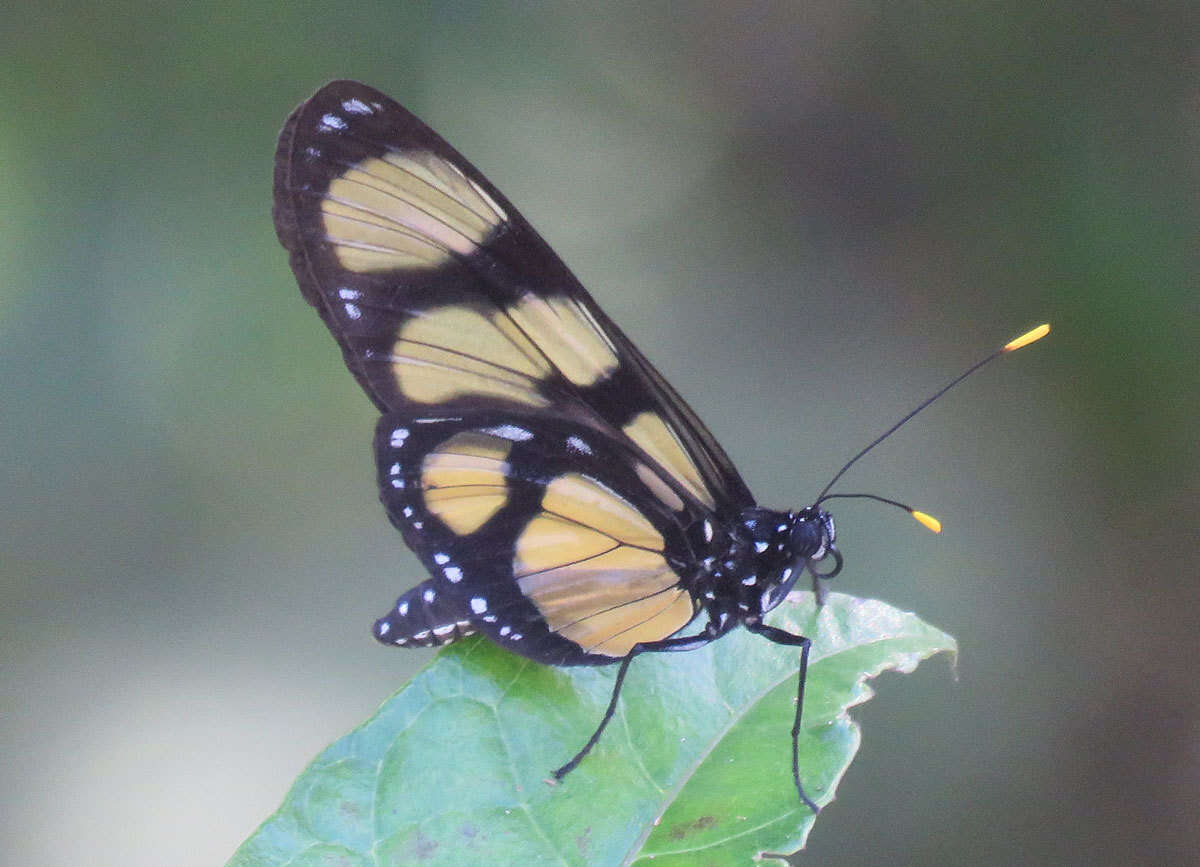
[744,621,820,813]
[551,628,720,782]
[810,568,829,608]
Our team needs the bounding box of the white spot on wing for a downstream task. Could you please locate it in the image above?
[444,566,463,583]
[398,601,409,616]
[470,597,488,614]
[433,552,450,565]
[566,435,592,455]
[342,98,372,114]
[391,428,410,447]
[338,288,363,321]
[377,621,390,635]
[319,113,347,131]
[481,424,533,441]
[423,588,435,603]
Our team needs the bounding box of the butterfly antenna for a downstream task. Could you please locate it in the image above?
[816,492,943,533]
[815,324,1050,502]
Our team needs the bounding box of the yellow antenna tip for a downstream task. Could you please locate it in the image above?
[1003,323,1050,352]
[910,510,943,534]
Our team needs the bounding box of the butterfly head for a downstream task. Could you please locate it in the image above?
[790,506,840,575]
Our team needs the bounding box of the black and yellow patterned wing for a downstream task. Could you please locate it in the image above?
[273,80,754,517]
[369,411,709,665]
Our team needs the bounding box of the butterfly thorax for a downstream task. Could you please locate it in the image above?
[694,506,835,626]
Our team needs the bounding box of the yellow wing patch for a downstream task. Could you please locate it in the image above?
[507,294,619,387]
[388,294,622,407]
[392,305,552,406]
[622,412,714,509]
[581,591,695,657]
[421,431,512,534]
[515,472,694,657]
[320,150,506,272]
[541,473,662,549]
[634,461,686,512]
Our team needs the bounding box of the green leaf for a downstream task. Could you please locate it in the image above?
[230,593,955,866]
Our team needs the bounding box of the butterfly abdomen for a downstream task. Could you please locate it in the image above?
[372,579,477,648]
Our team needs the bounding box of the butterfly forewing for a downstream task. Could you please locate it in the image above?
[274,81,752,513]
[274,80,758,661]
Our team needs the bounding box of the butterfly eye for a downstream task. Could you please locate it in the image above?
[788,513,825,559]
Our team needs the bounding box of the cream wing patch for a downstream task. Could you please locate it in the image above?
[320,150,506,272]
[622,412,714,508]
[515,472,692,657]
[634,461,686,512]
[582,591,695,657]
[392,305,553,406]
[522,550,693,657]
[506,294,619,386]
[421,431,512,534]
[388,292,625,407]
[540,473,663,549]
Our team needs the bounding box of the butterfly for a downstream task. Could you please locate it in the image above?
[272,79,1048,813]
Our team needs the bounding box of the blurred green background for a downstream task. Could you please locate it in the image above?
[3,2,1196,864]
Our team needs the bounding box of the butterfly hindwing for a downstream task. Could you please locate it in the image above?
[371,411,708,666]
[273,80,754,520]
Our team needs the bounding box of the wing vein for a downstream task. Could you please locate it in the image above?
[539,507,664,553]
[332,171,484,248]
[370,349,541,391]
[559,583,683,634]
[309,140,500,228]
[321,195,453,251]
[393,336,551,384]
[580,588,689,654]
[512,543,622,579]
[349,154,498,228]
